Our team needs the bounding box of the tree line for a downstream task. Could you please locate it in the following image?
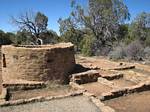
[0,0,150,60]
[58,0,150,60]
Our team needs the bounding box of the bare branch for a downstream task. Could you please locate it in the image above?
[10,11,48,45]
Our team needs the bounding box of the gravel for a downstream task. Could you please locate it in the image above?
[0,96,101,112]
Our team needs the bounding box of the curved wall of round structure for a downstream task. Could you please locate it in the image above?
[1,43,75,83]
[0,45,2,94]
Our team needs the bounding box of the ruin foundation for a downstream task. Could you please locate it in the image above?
[0,43,75,94]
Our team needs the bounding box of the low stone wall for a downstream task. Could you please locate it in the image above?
[70,71,150,103]
[0,88,7,101]
[0,45,2,94]
[100,81,150,101]
[0,90,84,107]
[3,82,46,91]
[98,77,118,89]
[71,70,100,84]
[2,43,75,83]
[0,88,116,112]
[87,94,115,112]
[70,70,124,84]
[100,72,123,80]
[109,65,135,70]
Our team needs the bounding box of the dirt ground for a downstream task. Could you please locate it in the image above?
[111,78,137,87]
[77,56,150,112]
[82,82,112,96]
[76,55,150,74]
[76,56,135,70]
[76,55,150,83]
[1,56,149,112]
[0,96,101,112]
[97,69,120,77]
[104,91,150,112]
[9,85,76,100]
[134,62,150,73]
[132,68,150,76]
[118,69,150,84]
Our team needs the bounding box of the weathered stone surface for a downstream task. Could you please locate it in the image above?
[3,80,46,91]
[0,88,7,101]
[100,81,150,101]
[90,96,115,112]
[0,45,2,94]
[1,43,75,83]
[0,95,101,112]
[98,77,118,89]
[0,91,84,107]
[69,82,84,90]
[109,65,135,70]
[71,70,100,84]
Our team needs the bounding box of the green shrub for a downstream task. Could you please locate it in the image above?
[143,47,150,60]
[145,36,150,46]
[80,34,95,56]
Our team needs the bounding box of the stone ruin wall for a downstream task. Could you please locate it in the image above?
[0,45,2,94]
[1,43,75,85]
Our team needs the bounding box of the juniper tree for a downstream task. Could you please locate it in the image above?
[11,11,48,45]
[58,0,130,55]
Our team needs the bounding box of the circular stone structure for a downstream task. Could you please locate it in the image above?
[0,45,2,94]
[1,43,75,83]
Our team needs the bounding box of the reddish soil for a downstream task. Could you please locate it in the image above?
[76,56,134,70]
[121,70,149,84]
[82,82,112,96]
[132,68,150,76]
[111,79,137,87]
[104,91,150,112]
[135,62,150,73]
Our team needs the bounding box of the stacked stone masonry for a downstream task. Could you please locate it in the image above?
[1,43,75,85]
[0,45,2,94]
